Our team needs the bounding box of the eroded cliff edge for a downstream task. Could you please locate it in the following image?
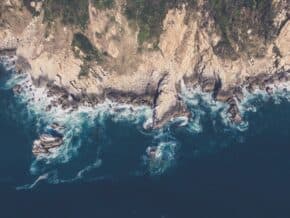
[0,0,289,127]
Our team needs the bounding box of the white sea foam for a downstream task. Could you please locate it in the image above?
[17,74,290,181]
[180,79,290,133]
[16,171,57,190]
[237,82,290,118]
[3,59,290,186]
[144,141,178,175]
[3,67,156,183]
[27,99,153,176]
[142,125,179,175]
[180,82,227,132]
[0,55,17,71]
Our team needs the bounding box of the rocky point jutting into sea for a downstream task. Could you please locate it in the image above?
[0,0,289,158]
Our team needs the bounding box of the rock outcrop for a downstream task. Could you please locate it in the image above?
[32,123,64,157]
[0,0,289,127]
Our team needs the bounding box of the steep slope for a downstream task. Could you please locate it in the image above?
[0,0,289,127]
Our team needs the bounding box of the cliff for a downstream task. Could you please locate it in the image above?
[0,0,289,127]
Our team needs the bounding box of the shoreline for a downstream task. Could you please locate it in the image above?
[1,54,290,130]
[2,57,290,175]
[2,57,290,129]
[0,0,288,130]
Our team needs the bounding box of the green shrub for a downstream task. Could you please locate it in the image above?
[125,0,195,45]
[72,33,103,62]
[208,0,273,40]
[208,0,273,57]
[92,0,115,9]
[43,0,89,29]
[72,33,104,77]
[22,0,41,16]
[79,62,90,77]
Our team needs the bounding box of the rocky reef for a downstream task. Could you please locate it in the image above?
[32,123,64,157]
[0,0,289,129]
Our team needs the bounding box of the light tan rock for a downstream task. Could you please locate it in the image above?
[0,0,289,127]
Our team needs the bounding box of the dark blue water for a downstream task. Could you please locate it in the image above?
[1,65,290,218]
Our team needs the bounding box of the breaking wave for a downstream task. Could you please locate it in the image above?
[1,57,290,189]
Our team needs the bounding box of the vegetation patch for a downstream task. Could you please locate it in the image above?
[43,0,89,29]
[72,32,103,62]
[213,41,239,60]
[72,33,104,77]
[92,0,115,9]
[22,0,42,16]
[125,0,195,45]
[208,0,273,57]
[79,62,91,78]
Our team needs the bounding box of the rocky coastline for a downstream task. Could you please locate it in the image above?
[4,53,290,129]
[2,51,290,157]
[0,0,289,132]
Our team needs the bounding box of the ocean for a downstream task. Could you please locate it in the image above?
[1,62,290,218]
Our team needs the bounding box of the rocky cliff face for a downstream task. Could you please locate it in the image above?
[0,0,289,127]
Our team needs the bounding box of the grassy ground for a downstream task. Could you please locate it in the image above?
[125,0,195,45]
[24,0,274,58]
[28,0,274,51]
[43,0,90,29]
[72,33,103,77]
[92,0,115,9]
[42,0,115,29]
[72,33,103,61]
[208,0,273,58]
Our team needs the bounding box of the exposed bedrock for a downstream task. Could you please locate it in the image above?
[1,0,290,128]
[32,123,64,157]
[152,73,189,128]
[196,68,290,124]
[6,53,290,128]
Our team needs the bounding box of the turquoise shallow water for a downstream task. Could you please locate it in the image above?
[1,63,290,217]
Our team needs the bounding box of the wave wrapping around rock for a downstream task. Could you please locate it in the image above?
[2,58,290,187]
